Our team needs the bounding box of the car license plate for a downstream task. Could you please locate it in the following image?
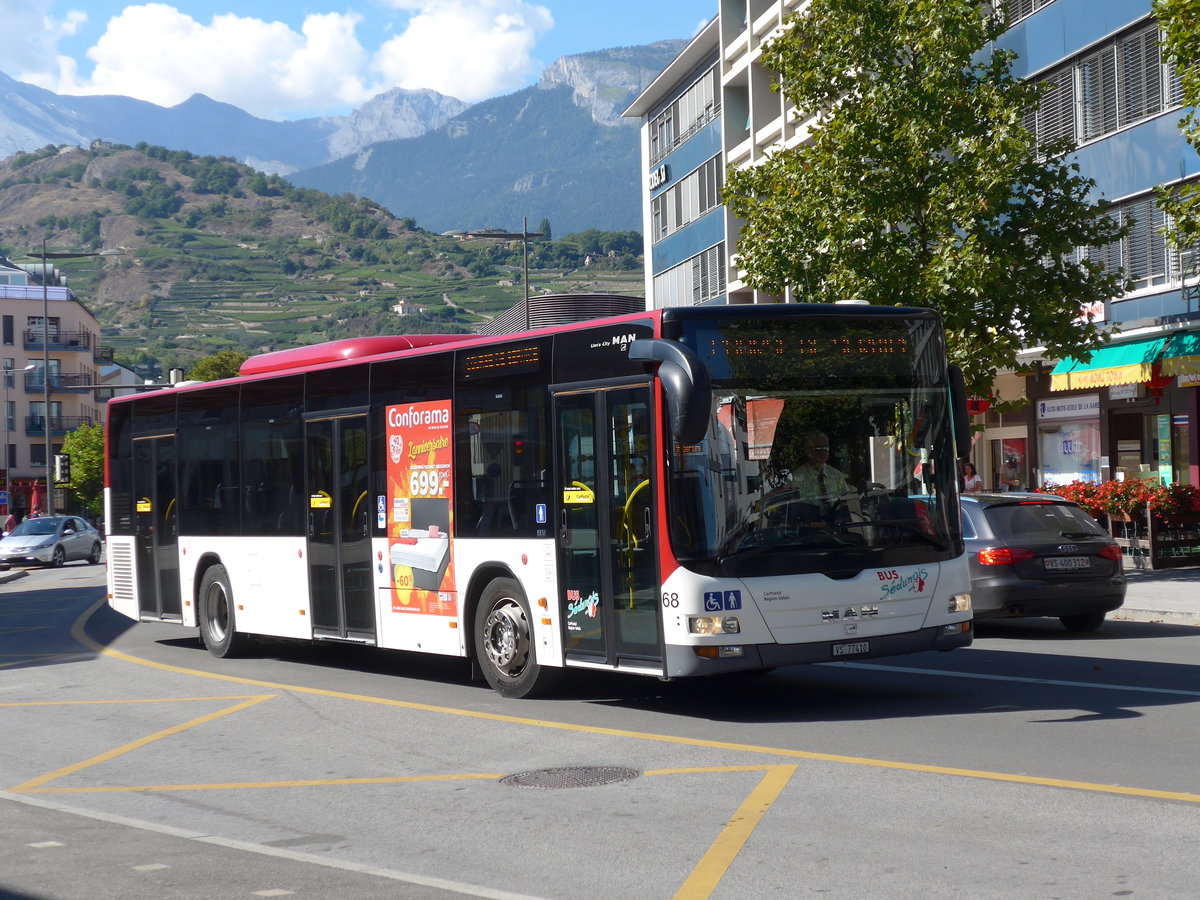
[1045,556,1090,570]
[832,641,870,657]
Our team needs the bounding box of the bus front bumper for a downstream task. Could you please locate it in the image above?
[664,621,972,678]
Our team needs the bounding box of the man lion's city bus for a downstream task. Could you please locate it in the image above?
[105,304,974,697]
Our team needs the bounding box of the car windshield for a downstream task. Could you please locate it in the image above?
[665,313,963,577]
[8,519,58,537]
[985,503,1107,540]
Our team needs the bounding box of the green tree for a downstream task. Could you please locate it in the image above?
[537,218,552,241]
[61,422,104,516]
[722,0,1126,397]
[188,349,248,381]
[1155,0,1200,254]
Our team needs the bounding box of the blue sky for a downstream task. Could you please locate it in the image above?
[5,1,715,120]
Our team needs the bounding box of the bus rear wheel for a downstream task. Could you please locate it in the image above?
[474,578,559,698]
[198,564,247,658]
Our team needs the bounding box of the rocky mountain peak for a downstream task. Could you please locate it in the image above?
[536,41,688,126]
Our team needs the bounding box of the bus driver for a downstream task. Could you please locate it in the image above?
[789,429,849,499]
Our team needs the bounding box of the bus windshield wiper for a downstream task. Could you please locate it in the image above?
[719,536,858,564]
[833,519,949,550]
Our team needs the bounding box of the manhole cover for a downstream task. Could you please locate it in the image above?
[500,766,641,790]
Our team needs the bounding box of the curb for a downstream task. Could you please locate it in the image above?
[1110,608,1200,627]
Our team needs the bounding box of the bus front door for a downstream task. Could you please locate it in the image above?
[305,414,375,643]
[131,435,181,620]
[554,385,660,668]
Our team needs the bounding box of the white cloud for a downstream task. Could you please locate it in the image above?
[4,1,554,119]
[2,0,89,85]
[54,4,373,119]
[372,0,554,103]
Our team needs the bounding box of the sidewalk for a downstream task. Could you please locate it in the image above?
[1113,564,1200,626]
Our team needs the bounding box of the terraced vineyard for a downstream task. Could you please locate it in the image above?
[0,143,644,376]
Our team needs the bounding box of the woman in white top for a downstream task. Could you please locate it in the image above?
[961,461,983,493]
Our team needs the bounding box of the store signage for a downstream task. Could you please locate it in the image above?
[1037,394,1100,420]
[1109,383,1141,401]
[649,164,669,190]
[1178,372,1200,388]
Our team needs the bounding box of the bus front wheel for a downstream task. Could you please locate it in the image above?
[198,564,246,658]
[474,578,559,698]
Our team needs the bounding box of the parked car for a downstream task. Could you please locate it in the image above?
[0,516,103,569]
[960,493,1125,632]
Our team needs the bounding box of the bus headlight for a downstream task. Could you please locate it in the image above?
[689,616,741,635]
[948,593,971,613]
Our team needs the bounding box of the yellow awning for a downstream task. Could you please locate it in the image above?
[1049,338,1167,391]
[1160,332,1200,377]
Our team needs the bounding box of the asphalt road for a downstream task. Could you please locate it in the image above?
[3,564,1200,899]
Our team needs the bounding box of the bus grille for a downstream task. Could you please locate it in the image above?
[109,542,136,607]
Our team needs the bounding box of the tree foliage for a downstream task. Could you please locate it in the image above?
[61,422,104,516]
[1155,0,1200,250]
[188,349,248,381]
[722,0,1127,397]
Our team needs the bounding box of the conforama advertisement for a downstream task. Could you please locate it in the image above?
[386,400,456,616]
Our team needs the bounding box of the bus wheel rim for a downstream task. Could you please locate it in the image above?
[205,584,229,642]
[483,599,529,676]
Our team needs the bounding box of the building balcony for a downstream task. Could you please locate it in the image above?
[24,415,94,437]
[23,372,98,394]
[22,328,96,352]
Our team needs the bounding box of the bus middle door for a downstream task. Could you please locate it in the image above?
[554,384,660,669]
[131,434,181,620]
[304,413,374,643]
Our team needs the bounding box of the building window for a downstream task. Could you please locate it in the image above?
[651,156,724,244]
[1026,21,1182,149]
[1000,0,1057,26]
[1083,193,1191,292]
[652,243,727,308]
[2,315,12,346]
[649,66,719,165]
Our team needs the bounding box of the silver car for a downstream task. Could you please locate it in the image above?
[0,516,103,568]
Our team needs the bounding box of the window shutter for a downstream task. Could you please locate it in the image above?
[1079,46,1117,141]
[1117,26,1161,126]
[1035,68,1076,146]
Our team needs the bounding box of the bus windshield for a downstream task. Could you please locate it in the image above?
[666,313,962,578]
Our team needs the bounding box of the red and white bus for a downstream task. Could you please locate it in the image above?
[105,304,974,697]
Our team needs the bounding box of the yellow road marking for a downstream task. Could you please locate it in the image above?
[0,695,269,708]
[38,595,1200,900]
[87,642,1200,804]
[671,765,797,900]
[61,599,1200,806]
[29,773,507,793]
[7,695,274,793]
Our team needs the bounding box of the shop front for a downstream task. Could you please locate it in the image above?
[1027,332,1200,568]
[1040,333,1198,489]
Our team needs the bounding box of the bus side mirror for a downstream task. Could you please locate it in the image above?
[948,365,971,459]
[628,338,712,446]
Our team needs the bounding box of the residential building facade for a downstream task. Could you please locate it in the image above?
[1,258,104,517]
[626,0,1199,494]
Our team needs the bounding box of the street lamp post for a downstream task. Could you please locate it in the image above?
[463,218,543,331]
[3,364,35,517]
[29,240,123,516]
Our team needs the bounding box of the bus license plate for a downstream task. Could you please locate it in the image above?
[832,641,870,657]
[1045,556,1090,570]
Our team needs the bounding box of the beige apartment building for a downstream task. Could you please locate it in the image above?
[1,257,103,517]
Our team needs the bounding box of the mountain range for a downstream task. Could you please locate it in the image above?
[0,41,685,234]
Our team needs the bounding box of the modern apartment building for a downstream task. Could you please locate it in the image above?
[626,0,1199,492]
[1,257,104,516]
